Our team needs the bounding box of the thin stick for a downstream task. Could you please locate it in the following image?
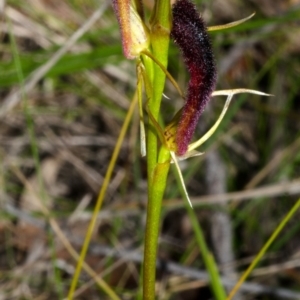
[170,151,193,207]
[208,13,255,31]
[67,89,139,299]
[227,197,300,300]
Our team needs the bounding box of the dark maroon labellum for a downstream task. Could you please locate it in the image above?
[171,0,217,156]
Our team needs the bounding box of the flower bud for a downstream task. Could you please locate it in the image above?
[112,0,150,59]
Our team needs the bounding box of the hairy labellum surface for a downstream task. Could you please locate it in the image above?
[171,0,217,156]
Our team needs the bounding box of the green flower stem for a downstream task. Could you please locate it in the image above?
[146,0,171,181]
[143,145,170,299]
[142,1,171,299]
[143,159,170,300]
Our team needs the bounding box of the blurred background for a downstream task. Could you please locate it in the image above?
[0,0,300,299]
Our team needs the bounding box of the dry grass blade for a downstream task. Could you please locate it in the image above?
[165,178,300,208]
[245,135,300,189]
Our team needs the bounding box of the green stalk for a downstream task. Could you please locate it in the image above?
[143,1,171,299]
[146,0,171,180]
[185,203,227,299]
[143,157,170,300]
[173,166,227,299]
